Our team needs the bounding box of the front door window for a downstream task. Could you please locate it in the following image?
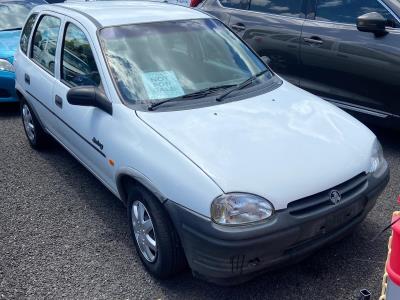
[61,23,101,87]
[316,0,399,27]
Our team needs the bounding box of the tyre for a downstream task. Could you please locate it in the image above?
[127,185,186,278]
[21,98,50,149]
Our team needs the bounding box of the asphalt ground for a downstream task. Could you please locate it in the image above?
[0,102,399,300]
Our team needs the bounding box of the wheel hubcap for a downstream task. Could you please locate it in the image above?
[22,104,35,142]
[131,201,157,262]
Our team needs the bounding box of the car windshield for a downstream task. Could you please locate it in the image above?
[99,19,271,105]
[0,0,46,31]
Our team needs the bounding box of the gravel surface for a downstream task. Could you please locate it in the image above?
[0,102,399,300]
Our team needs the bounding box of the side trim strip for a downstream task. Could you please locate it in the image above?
[26,90,106,158]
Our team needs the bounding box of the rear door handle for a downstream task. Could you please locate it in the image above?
[303,36,323,45]
[55,95,63,108]
[25,74,30,85]
[231,23,246,31]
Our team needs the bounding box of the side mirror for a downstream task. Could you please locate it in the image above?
[357,12,387,35]
[261,55,271,65]
[67,86,112,115]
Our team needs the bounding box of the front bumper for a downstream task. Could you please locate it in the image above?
[164,166,390,285]
[0,71,17,103]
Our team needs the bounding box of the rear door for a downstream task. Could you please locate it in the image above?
[23,13,63,135]
[226,0,306,85]
[300,0,400,117]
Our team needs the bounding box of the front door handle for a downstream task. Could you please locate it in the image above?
[304,36,324,45]
[55,95,63,108]
[25,74,30,85]
[231,23,246,31]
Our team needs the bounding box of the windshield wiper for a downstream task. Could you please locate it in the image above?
[0,27,22,32]
[216,69,270,102]
[147,84,236,111]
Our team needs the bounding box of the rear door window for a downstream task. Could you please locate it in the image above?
[31,15,61,75]
[316,0,399,27]
[20,13,38,55]
[249,0,302,17]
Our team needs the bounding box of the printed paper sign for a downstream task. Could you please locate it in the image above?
[141,71,184,100]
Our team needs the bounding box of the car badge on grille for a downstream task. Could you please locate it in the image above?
[329,190,342,205]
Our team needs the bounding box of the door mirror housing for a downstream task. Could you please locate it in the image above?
[67,86,112,115]
[357,12,387,35]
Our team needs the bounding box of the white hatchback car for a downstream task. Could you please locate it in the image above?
[15,1,389,284]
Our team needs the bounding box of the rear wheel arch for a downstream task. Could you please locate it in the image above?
[16,90,47,131]
[20,96,50,149]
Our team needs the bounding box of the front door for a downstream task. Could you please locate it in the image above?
[300,0,400,117]
[51,19,115,190]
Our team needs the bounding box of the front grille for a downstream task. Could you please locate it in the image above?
[287,172,368,216]
[0,89,11,98]
[284,208,364,256]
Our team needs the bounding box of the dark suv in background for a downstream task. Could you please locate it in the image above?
[200,0,400,128]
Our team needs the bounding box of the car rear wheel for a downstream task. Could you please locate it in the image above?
[127,185,186,278]
[21,99,49,149]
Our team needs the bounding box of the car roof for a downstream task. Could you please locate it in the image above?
[51,1,210,27]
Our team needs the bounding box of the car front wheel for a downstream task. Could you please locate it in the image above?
[127,185,186,278]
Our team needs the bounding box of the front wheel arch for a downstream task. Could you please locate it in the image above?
[116,171,166,206]
[124,179,188,278]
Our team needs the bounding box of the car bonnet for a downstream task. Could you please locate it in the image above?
[136,81,376,210]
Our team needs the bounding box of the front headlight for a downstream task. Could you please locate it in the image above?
[211,193,274,225]
[369,138,385,174]
[0,59,14,72]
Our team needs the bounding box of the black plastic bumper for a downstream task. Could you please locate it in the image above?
[164,167,390,285]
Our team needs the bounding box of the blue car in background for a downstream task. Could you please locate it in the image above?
[0,0,46,103]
